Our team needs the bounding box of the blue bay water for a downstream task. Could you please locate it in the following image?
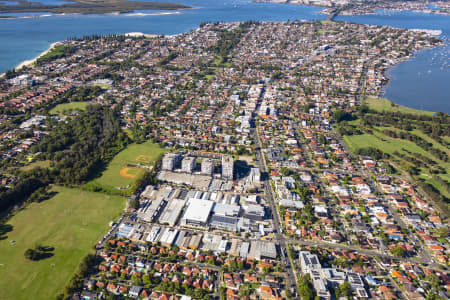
[0,0,449,112]
[336,10,450,113]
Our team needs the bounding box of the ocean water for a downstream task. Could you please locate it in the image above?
[0,0,324,72]
[0,0,449,112]
[0,1,19,5]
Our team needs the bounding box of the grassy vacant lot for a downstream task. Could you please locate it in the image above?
[86,140,165,194]
[49,102,88,115]
[20,160,51,172]
[0,186,125,300]
[364,97,435,116]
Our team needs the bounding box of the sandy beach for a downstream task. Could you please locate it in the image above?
[2,29,167,77]
[0,41,61,78]
[15,41,61,70]
[124,32,159,38]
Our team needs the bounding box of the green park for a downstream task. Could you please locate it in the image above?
[0,186,125,300]
[340,97,450,214]
[84,140,166,195]
[49,102,89,115]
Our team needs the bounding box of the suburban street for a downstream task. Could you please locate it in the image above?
[252,122,299,295]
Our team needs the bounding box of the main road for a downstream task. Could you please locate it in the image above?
[252,120,298,295]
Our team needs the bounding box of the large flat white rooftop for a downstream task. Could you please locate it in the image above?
[182,198,214,224]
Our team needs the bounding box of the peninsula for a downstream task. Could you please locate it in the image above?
[0,0,190,15]
[254,0,450,16]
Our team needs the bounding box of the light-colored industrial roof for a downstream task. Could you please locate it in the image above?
[182,198,214,224]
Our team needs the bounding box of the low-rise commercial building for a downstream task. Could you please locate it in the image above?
[181,198,214,227]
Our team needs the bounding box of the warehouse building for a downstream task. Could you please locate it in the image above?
[246,195,259,204]
[213,203,240,217]
[202,233,224,252]
[116,223,133,238]
[179,235,191,250]
[188,234,202,250]
[218,239,228,253]
[159,199,185,226]
[242,204,265,221]
[240,242,250,258]
[229,239,242,257]
[169,188,181,200]
[181,198,214,227]
[159,228,179,247]
[210,215,239,232]
[247,241,277,260]
[138,197,167,222]
[140,185,156,200]
[258,241,277,259]
[173,230,186,248]
[145,226,161,243]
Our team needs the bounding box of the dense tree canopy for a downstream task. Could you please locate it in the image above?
[0,105,130,214]
[32,105,130,185]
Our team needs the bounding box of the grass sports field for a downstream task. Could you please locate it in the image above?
[49,102,88,115]
[0,186,125,300]
[86,140,165,194]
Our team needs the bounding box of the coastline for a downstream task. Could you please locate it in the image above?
[0,1,191,15]
[0,41,61,78]
[1,16,447,113]
[378,37,446,113]
[124,32,159,38]
[0,10,184,20]
[16,41,61,69]
[0,30,176,78]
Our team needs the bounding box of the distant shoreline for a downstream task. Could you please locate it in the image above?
[0,10,183,19]
[0,0,190,15]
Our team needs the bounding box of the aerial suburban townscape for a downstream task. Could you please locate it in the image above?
[255,0,450,16]
[0,1,449,300]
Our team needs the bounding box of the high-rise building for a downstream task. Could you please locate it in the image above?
[249,167,260,182]
[181,156,196,173]
[201,158,214,175]
[222,155,234,180]
[162,153,182,171]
